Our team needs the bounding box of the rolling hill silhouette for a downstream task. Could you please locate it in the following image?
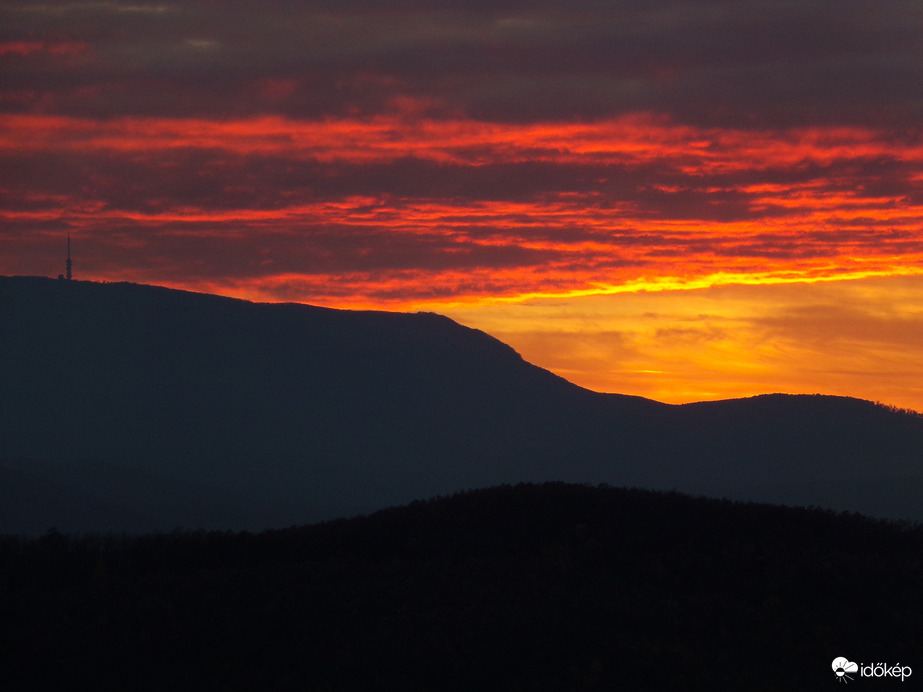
[2,275,921,533]
[5,483,922,689]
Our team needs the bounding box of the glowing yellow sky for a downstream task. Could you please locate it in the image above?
[441,276,923,412]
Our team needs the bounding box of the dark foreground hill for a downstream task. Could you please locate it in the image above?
[2,275,922,532]
[2,483,921,691]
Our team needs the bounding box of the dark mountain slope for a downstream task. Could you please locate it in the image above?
[2,275,921,532]
[3,483,921,690]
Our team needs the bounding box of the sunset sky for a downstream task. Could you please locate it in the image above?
[3,0,923,410]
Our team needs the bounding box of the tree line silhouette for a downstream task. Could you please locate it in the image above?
[2,482,921,690]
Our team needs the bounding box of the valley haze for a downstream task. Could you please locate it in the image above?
[2,275,921,534]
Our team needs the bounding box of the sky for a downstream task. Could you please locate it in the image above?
[2,0,923,411]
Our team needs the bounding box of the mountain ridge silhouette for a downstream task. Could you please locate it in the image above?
[2,275,921,533]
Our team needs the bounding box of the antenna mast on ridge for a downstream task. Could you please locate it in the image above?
[66,232,72,280]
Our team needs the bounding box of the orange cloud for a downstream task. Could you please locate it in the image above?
[3,113,920,164]
[0,41,90,57]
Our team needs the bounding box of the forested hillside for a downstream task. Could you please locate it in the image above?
[2,483,920,690]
